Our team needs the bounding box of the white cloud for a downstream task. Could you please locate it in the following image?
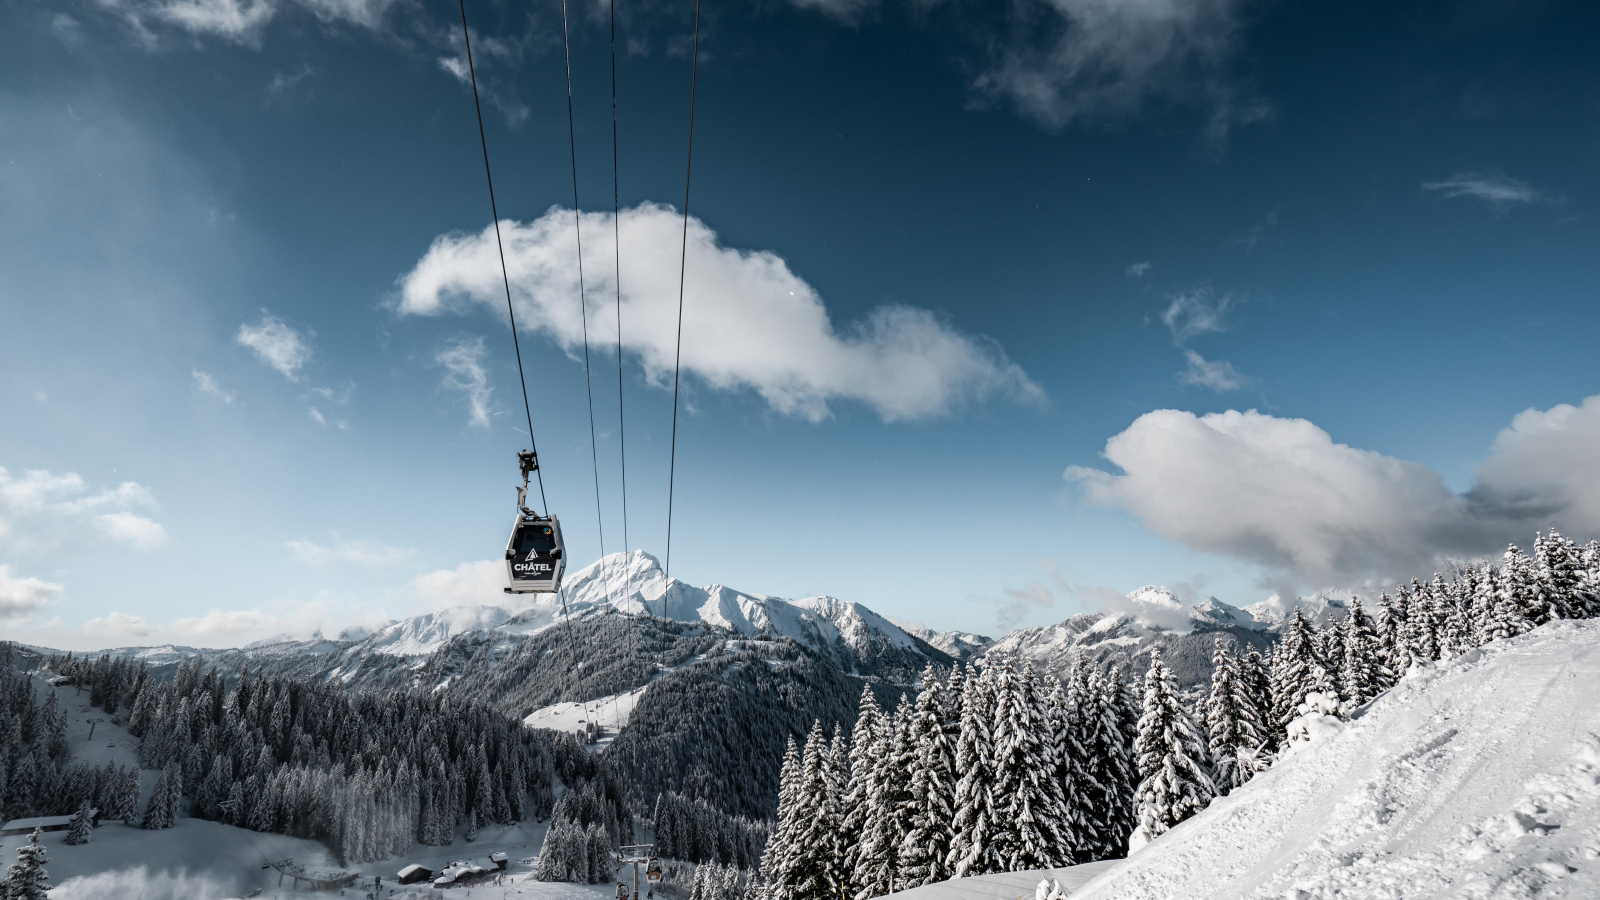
[786,0,877,23]
[1126,261,1153,279]
[434,337,494,429]
[1424,171,1547,208]
[0,565,63,623]
[1161,286,1235,344]
[97,511,170,549]
[154,0,276,43]
[81,611,154,641]
[412,559,504,609]
[0,466,165,554]
[1469,394,1600,536]
[1065,396,1600,591]
[104,0,400,45]
[1160,286,1247,391]
[972,0,1269,144]
[288,535,414,567]
[397,204,1044,422]
[1178,349,1247,391]
[169,608,277,639]
[192,369,235,403]
[236,313,312,380]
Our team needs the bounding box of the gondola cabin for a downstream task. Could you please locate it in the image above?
[505,513,565,593]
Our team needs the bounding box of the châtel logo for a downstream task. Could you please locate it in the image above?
[525,549,540,562]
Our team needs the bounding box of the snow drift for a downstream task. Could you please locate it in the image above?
[1072,619,1600,899]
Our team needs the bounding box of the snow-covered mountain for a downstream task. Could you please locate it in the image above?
[893,622,995,662]
[429,550,956,676]
[1069,619,1600,899]
[987,587,1282,688]
[358,604,516,657]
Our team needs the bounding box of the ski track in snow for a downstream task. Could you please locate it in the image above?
[1072,620,1600,900]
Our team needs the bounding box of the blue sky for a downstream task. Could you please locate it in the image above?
[3,0,1599,650]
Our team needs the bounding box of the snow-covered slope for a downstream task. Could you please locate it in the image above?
[1074,619,1600,900]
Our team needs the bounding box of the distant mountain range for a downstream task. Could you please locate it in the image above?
[36,553,1350,818]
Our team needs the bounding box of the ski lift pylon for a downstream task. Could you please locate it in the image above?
[505,450,565,593]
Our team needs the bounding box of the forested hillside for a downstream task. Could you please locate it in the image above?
[759,532,1600,900]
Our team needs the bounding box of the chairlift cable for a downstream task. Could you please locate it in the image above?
[457,0,547,515]
[560,0,608,562]
[664,0,703,597]
[611,0,633,624]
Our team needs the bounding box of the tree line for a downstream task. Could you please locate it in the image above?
[761,531,1600,900]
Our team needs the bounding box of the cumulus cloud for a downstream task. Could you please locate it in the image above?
[288,535,414,567]
[82,611,154,642]
[397,204,1043,422]
[412,559,505,609]
[192,369,235,404]
[0,466,165,554]
[1424,171,1547,209]
[1468,394,1600,536]
[97,511,170,549]
[0,565,63,623]
[972,0,1269,144]
[1065,395,1600,591]
[236,313,311,380]
[434,337,494,429]
[169,608,278,639]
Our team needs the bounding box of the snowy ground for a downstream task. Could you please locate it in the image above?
[524,686,648,746]
[1069,619,1600,900]
[31,814,641,900]
[882,862,1119,900]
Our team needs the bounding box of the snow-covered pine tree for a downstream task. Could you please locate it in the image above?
[3,828,51,900]
[987,662,1068,872]
[839,688,885,897]
[64,801,93,845]
[1133,650,1215,846]
[1231,650,1270,770]
[142,761,176,830]
[1373,592,1404,689]
[787,721,842,900]
[1270,608,1318,734]
[1538,531,1589,620]
[855,696,913,897]
[1339,598,1380,707]
[1205,640,1249,795]
[1407,579,1440,662]
[947,661,998,877]
[586,823,612,883]
[1051,672,1092,862]
[1441,576,1474,657]
[1497,546,1542,636]
[899,670,956,888]
[826,723,851,887]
